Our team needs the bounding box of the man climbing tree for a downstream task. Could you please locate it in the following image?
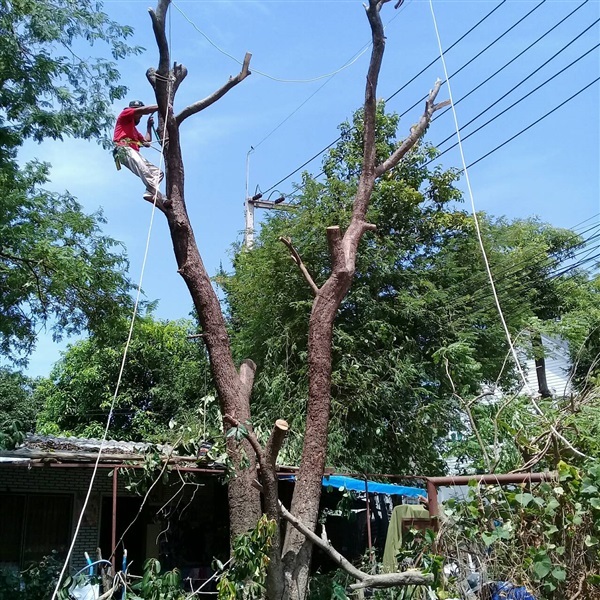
[143,0,448,597]
[113,100,171,207]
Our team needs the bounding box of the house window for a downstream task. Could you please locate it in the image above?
[0,493,73,567]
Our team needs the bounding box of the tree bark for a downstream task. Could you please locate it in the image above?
[148,0,261,540]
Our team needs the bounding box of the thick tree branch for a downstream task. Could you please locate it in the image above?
[279,236,319,295]
[375,80,450,177]
[280,501,366,581]
[349,571,433,591]
[148,2,171,111]
[265,419,289,468]
[326,226,346,272]
[176,53,252,124]
[279,502,432,589]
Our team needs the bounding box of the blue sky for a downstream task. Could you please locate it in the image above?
[21,0,600,376]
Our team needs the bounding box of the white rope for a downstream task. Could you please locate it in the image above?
[50,76,174,600]
[427,0,588,459]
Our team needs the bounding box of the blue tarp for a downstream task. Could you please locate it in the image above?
[280,474,426,498]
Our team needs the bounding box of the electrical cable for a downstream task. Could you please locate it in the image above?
[263,4,597,199]
[441,237,600,318]
[463,75,599,171]
[252,2,411,150]
[283,61,599,209]
[431,0,591,124]
[428,0,588,459]
[432,20,600,153]
[50,20,175,600]
[436,222,600,303]
[426,41,599,166]
[392,0,548,121]
[385,0,508,104]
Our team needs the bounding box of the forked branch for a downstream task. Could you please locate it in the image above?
[177,53,252,124]
[279,236,320,295]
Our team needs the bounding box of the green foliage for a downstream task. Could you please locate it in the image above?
[130,559,185,600]
[308,570,351,600]
[0,553,71,600]
[439,461,600,599]
[35,315,215,441]
[0,0,141,363]
[217,515,277,600]
[0,0,141,148]
[1,177,135,363]
[222,102,590,476]
[0,368,40,447]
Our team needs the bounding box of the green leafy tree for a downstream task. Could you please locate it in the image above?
[0,367,41,448]
[36,315,214,441]
[0,368,38,429]
[0,0,142,363]
[222,104,588,476]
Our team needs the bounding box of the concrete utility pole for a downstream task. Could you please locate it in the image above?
[244,147,294,248]
[244,193,292,249]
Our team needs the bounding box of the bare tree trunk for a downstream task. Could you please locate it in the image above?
[147,0,261,539]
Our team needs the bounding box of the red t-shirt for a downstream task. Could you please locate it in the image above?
[113,107,146,151]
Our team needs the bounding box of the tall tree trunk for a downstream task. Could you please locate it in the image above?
[145,1,448,596]
[147,0,261,539]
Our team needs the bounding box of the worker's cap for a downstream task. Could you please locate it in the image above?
[128,100,145,108]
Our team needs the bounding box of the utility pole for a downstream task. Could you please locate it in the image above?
[244,147,294,249]
[244,193,292,249]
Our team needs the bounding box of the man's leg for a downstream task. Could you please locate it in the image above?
[120,147,168,204]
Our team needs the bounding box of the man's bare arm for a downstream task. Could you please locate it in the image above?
[133,104,158,118]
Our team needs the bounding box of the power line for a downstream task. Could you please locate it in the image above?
[432,19,600,153]
[393,0,548,121]
[386,0,509,104]
[252,0,413,150]
[172,0,375,83]
[463,75,599,170]
[445,236,600,316]
[265,7,598,199]
[285,61,598,205]
[435,222,600,304]
[427,41,599,167]
[431,0,591,123]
